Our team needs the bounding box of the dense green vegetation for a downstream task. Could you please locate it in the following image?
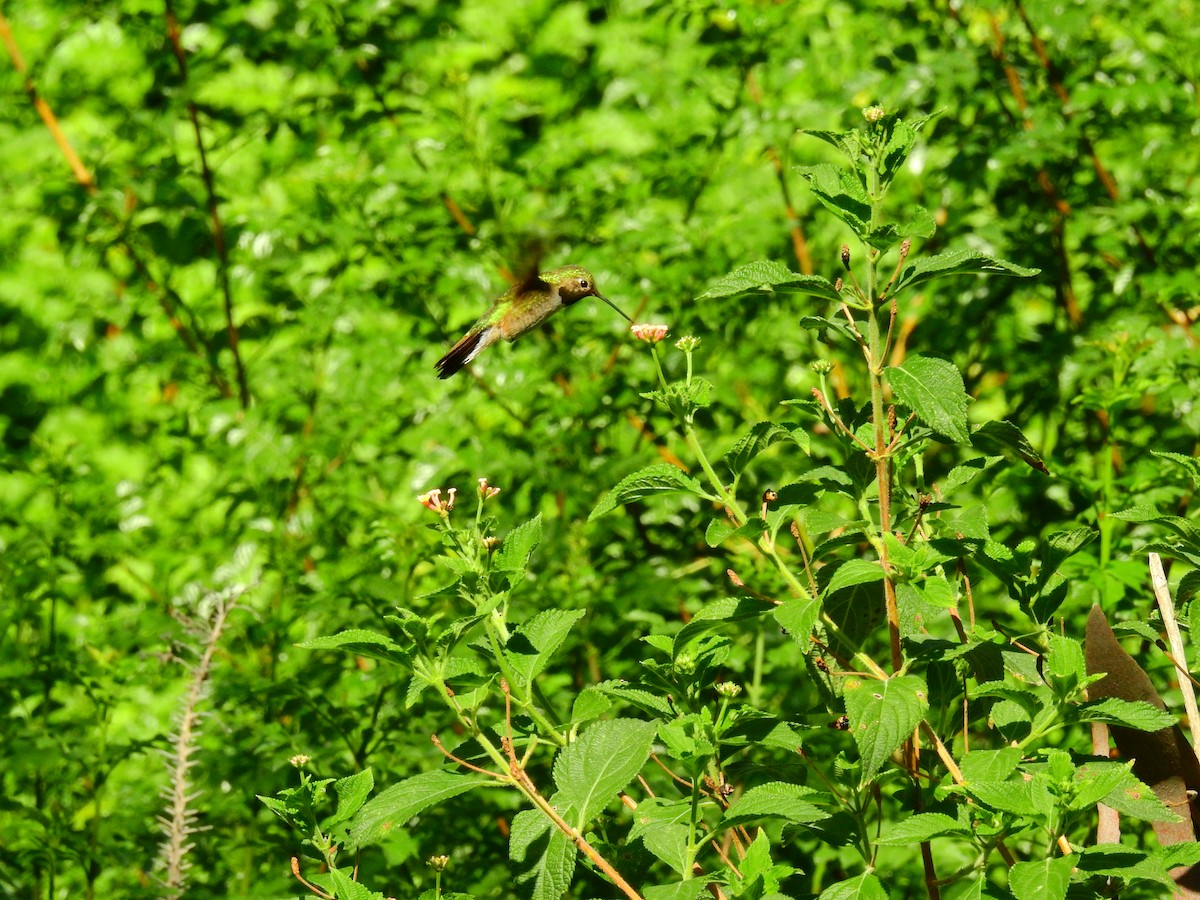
[3,1,1200,898]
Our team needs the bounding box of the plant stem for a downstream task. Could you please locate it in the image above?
[863,168,903,674]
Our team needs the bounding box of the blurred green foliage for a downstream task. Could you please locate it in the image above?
[2,0,1199,897]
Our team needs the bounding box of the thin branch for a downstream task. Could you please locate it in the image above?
[164,4,250,409]
[1149,553,1200,755]
[0,12,96,192]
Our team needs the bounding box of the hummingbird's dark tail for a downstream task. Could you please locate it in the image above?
[435,328,488,379]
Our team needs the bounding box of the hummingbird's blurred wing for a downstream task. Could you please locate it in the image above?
[513,268,551,297]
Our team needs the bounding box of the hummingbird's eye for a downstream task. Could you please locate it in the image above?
[579,279,589,290]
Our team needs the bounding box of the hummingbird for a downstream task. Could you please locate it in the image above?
[435,264,632,378]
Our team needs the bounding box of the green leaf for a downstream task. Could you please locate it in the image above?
[938,457,1003,494]
[589,463,709,520]
[1074,698,1176,732]
[823,559,885,597]
[510,812,576,900]
[695,259,841,302]
[965,779,1055,817]
[970,420,1049,474]
[673,596,774,656]
[817,872,889,900]
[868,205,936,251]
[328,865,383,900]
[894,248,1040,293]
[843,675,929,783]
[553,718,658,823]
[704,516,767,548]
[719,782,828,829]
[298,628,412,666]
[643,880,709,900]
[629,797,692,874]
[1008,855,1076,900]
[887,355,970,443]
[346,770,490,849]
[568,687,612,726]
[795,163,872,238]
[724,421,809,477]
[330,769,374,827]
[494,514,543,578]
[774,594,821,645]
[1153,450,1200,490]
[506,609,588,686]
[1079,844,1176,891]
[877,812,969,845]
[595,680,675,717]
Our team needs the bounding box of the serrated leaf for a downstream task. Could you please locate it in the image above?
[494,514,542,577]
[894,248,1040,293]
[844,675,929,783]
[887,355,970,443]
[799,315,859,342]
[510,811,576,900]
[970,420,1049,473]
[673,596,774,656]
[966,778,1055,817]
[1111,506,1200,546]
[695,259,841,302]
[877,812,969,845]
[1008,855,1075,900]
[823,559,885,597]
[939,456,1003,494]
[795,163,872,237]
[816,872,889,900]
[643,879,709,900]
[1155,842,1200,870]
[595,679,675,717]
[553,718,658,824]
[328,866,380,900]
[590,463,708,520]
[629,797,692,874]
[704,516,767,548]
[867,205,936,251]
[774,594,820,645]
[506,609,587,686]
[719,782,828,829]
[724,421,809,477]
[569,687,612,725]
[345,770,489,849]
[298,628,412,666]
[331,769,374,827]
[959,748,1023,783]
[1078,844,1175,890]
[1153,451,1200,490]
[1074,698,1176,732]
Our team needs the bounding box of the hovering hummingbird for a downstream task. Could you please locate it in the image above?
[435,265,632,378]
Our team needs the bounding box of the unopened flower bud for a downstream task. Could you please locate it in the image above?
[477,477,501,500]
[810,359,834,375]
[482,536,500,553]
[427,855,450,872]
[675,335,700,353]
[716,681,742,698]
[289,754,310,767]
[863,106,885,123]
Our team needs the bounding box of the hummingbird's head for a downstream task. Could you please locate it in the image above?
[545,264,633,322]
[550,266,602,306]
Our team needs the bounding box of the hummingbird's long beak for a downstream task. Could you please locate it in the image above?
[596,292,633,323]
